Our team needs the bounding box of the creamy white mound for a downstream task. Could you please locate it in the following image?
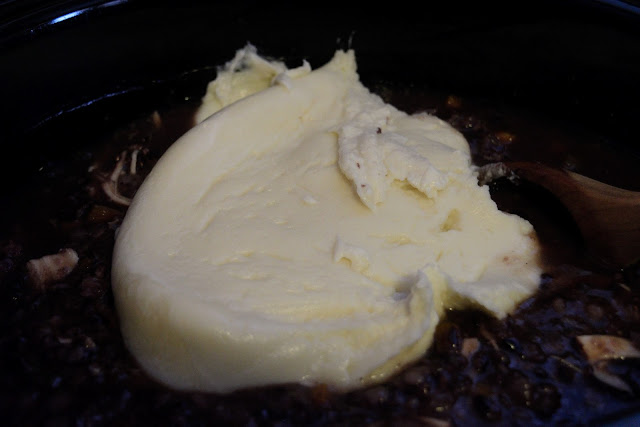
[112,46,541,393]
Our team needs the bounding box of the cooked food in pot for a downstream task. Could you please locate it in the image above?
[112,46,542,394]
[2,45,639,426]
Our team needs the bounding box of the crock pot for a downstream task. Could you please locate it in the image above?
[1,1,640,425]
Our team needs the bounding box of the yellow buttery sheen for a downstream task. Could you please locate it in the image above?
[112,47,541,393]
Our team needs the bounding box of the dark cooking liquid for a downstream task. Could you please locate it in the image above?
[1,85,639,427]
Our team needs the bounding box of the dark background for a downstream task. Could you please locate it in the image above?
[1,0,640,180]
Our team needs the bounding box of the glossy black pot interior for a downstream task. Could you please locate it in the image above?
[2,0,640,175]
[1,0,640,425]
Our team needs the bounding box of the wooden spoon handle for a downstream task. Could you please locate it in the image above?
[506,162,640,268]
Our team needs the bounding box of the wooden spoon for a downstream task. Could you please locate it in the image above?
[479,161,640,268]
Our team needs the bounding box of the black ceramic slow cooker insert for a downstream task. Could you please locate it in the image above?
[1,1,640,425]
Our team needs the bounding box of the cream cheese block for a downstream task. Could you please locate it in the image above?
[112,47,541,393]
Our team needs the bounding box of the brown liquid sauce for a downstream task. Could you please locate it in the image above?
[1,84,639,426]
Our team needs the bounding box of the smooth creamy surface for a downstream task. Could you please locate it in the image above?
[112,47,542,393]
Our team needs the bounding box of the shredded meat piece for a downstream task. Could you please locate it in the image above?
[461,337,480,357]
[577,335,640,393]
[101,150,132,206]
[26,248,79,290]
[577,335,640,362]
[99,145,148,205]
